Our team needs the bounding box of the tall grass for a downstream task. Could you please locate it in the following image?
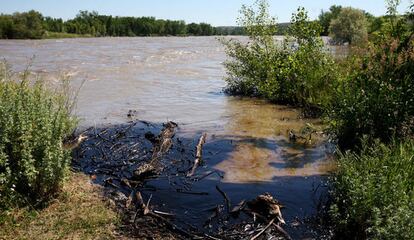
[0,62,77,207]
[330,140,414,239]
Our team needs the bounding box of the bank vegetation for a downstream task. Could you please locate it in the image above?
[221,0,413,239]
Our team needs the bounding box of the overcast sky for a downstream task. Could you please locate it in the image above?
[1,0,412,26]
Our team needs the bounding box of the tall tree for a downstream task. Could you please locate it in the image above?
[318,5,342,36]
[329,7,368,45]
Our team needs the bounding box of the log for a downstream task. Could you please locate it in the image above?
[133,121,177,179]
[187,133,207,177]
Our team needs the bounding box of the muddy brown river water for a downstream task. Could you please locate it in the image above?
[0,37,336,238]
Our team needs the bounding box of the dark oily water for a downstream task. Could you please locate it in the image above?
[0,37,335,238]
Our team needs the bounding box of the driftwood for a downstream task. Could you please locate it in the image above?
[133,121,177,179]
[62,133,88,150]
[153,210,175,217]
[250,217,276,240]
[135,191,146,212]
[244,209,292,240]
[204,205,224,227]
[230,200,246,217]
[77,119,298,239]
[192,170,222,181]
[187,133,207,177]
[247,193,285,224]
[133,190,197,239]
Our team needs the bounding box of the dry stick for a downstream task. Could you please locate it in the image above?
[250,218,276,240]
[147,210,198,239]
[230,200,246,215]
[204,234,222,240]
[153,210,175,217]
[243,209,292,240]
[144,194,152,215]
[187,133,207,177]
[192,170,222,181]
[215,185,231,213]
[104,178,119,189]
[133,191,146,223]
[134,192,196,239]
[273,224,292,240]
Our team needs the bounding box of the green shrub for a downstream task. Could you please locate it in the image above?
[330,140,414,239]
[328,35,414,149]
[220,0,338,113]
[284,8,338,112]
[219,0,279,97]
[0,62,77,207]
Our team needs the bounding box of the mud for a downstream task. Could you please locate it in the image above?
[73,119,334,239]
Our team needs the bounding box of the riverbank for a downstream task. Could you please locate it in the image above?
[219,1,413,238]
[0,172,121,240]
[0,35,336,239]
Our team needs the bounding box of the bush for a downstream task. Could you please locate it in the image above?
[330,140,414,239]
[220,0,338,113]
[329,7,368,45]
[219,0,279,97]
[0,62,77,207]
[328,34,414,149]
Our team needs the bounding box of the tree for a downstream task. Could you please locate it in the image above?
[318,5,342,36]
[187,23,202,35]
[329,7,368,45]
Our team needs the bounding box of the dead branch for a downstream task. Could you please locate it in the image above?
[250,217,276,240]
[243,209,292,240]
[133,121,177,179]
[247,193,285,224]
[153,210,175,217]
[187,133,207,177]
[230,200,246,216]
[215,185,231,213]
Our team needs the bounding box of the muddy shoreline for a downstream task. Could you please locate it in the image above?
[73,119,334,239]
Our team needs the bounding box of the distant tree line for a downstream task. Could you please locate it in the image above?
[3,7,410,40]
[0,10,226,39]
[0,10,296,39]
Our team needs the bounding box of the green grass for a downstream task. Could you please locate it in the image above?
[330,140,414,239]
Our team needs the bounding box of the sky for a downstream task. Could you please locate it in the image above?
[0,0,412,26]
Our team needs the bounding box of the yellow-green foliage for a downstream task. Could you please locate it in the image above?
[0,62,77,206]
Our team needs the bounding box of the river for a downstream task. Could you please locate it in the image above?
[0,36,335,238]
